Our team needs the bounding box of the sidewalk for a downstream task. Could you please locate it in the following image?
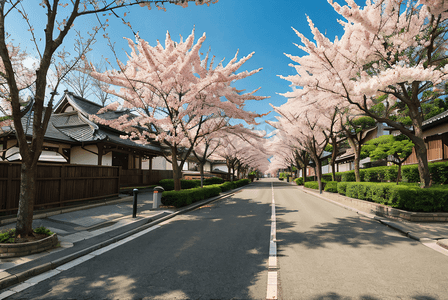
[295,183,448,252]
[0,186,241,294]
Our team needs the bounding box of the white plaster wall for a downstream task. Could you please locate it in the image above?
[152,156,167,170]
[338,162,351,172]
[142,158,150,170]
[204,161,211,172]
[102,152,112,166]
[212,164,228,172]
[70,145,111,165]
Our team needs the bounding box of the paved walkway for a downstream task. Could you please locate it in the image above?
[299,185,448,251]
[0,191,174,275]
[1,181,448,294]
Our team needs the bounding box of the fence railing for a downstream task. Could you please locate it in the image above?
[0,162,120,214]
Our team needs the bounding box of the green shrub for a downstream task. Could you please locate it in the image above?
[0,229,15,243]
[322,174,333,181]
[219,181,236,192]
[161,185,221,208]
[279,172,288,179]
[402,165,420,183]
[304,181,319,189]
[429,161,448,185]
[158,179,201,191]
[346,182,373,201]
[34,226,54,236]
[235,178,251,187]
[203,177,224,185]
[341,171,356,182]
[0,226,54,244]
[387,185,448,212]
[363,166,389,182]
[324,181,338,193]
[295,177,304,185]
[338,182,448,212]
[337,182,348,195]
[334,172,344,182]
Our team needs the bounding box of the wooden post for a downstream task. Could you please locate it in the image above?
[97,143,103,166]
[6,163,13,210]
[1,138,6,160]
[117,166,122,191]
[59,165,66,207]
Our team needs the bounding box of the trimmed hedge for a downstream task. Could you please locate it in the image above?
[295,177,303,185]
[337,182,348,195]
[333,161,448,184]
[162,185,221,208]
[218,179,250,192]
[340,182,448,212]
[304,181,323,190]
[161,178,251,208]
[203,177,224,185]
[294,174,333,186]
[158,179,200,191]
[402,161,448,184]
[324,181,338,193]
[219,181,235,192]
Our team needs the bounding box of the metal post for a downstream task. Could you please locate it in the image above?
[132,188,138,218]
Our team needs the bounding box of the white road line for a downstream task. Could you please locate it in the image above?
[0,225,161,300]
[267,182,278,300]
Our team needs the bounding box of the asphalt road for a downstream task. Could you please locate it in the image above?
[274,180,448,299]
[5,179,448,299]
[7,181,273,300]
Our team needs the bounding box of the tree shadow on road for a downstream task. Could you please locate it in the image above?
[7,180,289,300]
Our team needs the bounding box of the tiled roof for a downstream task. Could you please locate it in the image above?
[422,110,448,128]
[51,112,106,142]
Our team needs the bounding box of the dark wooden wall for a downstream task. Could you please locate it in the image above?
[119,169,174,187]
[0,162,120,214]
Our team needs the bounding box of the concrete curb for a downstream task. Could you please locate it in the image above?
[0,184,247,291]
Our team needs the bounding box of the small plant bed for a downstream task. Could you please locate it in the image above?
[0,226,58,258]
[0,226,54,244]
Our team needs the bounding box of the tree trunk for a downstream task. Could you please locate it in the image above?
[330,137,338,181]
[170,147,182,191]
[353,149,361,182]
[199,162,204,188]
[414,140,431,187]
[316,159,323,194]
[16,162,38,237]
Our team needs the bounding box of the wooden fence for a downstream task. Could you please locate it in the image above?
[119,169,174,187]
[404,133,448,165]
[0,162,120,214]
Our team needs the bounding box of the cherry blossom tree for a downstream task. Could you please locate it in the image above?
[0,0,218,237]
[269,90,340,192]
[215,128,268,180]
[89,29,267,190]
[282,0,448,187]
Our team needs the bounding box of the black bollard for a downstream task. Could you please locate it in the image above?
[132,188,138,218]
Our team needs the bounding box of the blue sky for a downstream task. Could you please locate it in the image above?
[8,0,356,133]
